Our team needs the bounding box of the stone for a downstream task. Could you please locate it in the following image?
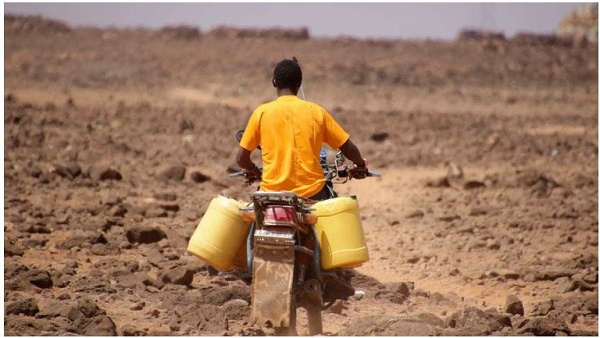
[160,266,194,286]
[82,315,117,335]
[530,299,554,316]
[5,298,39,316]
[517,317,570,336]
[486,239,501,250]
[407,255,420,264]
[144,207,168,218]
[405,210,424,219]
[58,232,107,250]
[504,294,525,316]
[52,162,82,180]
[78,297,106,317]
[536,269,575,281]
[5,240,24,256]
[556,277,575,293]
[145,248,166,266]
[159,166,186,181]
[126,226,167,244]
[121,324,144,336]
[154,192,177,201]
[447,306,511,333]
[108,205,128,217]
[190,171,211,183]
[411,312,445,327]
[339,315,437,336]
[89,163,122,181]
[26,270,53,289]
[90,243,111,256]
[159,202,180,212]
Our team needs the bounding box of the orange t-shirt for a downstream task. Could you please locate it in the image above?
[240,95,349,198]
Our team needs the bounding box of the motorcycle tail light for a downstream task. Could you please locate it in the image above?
[242,210,256,222]
[264,206,295,223]
[303,213,318,224]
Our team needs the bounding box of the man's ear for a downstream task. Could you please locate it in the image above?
[272,78,277,88]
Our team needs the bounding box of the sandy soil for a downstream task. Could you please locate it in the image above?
[4,16,598,336]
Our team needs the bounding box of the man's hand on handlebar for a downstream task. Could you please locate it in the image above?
[349,158,369,180]
[243,166,262,184]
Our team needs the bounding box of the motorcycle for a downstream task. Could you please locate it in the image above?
[230,131,380,335]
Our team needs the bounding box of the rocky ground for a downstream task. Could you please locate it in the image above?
[4,16,598,335]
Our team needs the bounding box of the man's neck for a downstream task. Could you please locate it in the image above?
[277,88,298,97]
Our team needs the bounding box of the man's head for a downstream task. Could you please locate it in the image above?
[272,59,302,94]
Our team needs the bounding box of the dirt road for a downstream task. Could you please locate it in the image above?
[4,16,598,335]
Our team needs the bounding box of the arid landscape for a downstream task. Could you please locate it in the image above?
[4,15,598,336]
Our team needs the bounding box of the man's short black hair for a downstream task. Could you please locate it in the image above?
[273,59,302,91]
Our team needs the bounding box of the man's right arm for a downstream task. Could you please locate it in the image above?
[339,139,366,168]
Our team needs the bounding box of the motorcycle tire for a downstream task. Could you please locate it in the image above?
[273,298,297,336]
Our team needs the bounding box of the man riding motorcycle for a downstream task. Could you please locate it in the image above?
[236,58,368,199]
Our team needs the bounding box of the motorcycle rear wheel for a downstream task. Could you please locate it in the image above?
[273,298,297,336]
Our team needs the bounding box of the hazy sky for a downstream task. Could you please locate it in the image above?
[4,2,587,40]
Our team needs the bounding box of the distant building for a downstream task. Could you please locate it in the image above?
[558,3,598,43]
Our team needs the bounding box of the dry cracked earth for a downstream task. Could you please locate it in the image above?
[3,16,599,336]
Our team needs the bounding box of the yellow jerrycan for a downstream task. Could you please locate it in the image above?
[313,196,369,270]
[187,195,251,271]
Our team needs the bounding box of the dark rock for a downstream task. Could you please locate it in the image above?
[572,278,596,292]
[190,171,211,183]
[339,315,437,335]
[410,312,445,327]
[22,238,49,249]
[160,266,194,286]
[201,285,251,306]
[388,282,411,297]
[4,316,63,336]
[517,317,570,336]
[126,226,167,244]
[116,272,164,290]
[5,239,24,256]
[504,294,525,316]
[530,299,554,316]
[556,277,575,293]
[108,205,128,217]
[469,206,489,216]
[26,269,53,288]
[154,192,177,201]
[370,132,389,142]
[90,243,113,256]
[16,222,51,234]
[583,272,598,284]
[407,255,420,264]
[405,210,424,219]
[27,166,43,178]
[78,297,106,317]
[159,166,186,181]
[160,202,180,212]
[536,269,574,281]
[144,207,168,218]
[447,306,511,333]
[122,324,145,336]
[52,162,82,180]
[89,163,122,181]
[58,232,107,250]
[583,295,598,314]
[572,330,599,336]
[145,248,166,267]
[6,298,39,316]
[82,315,117,336]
